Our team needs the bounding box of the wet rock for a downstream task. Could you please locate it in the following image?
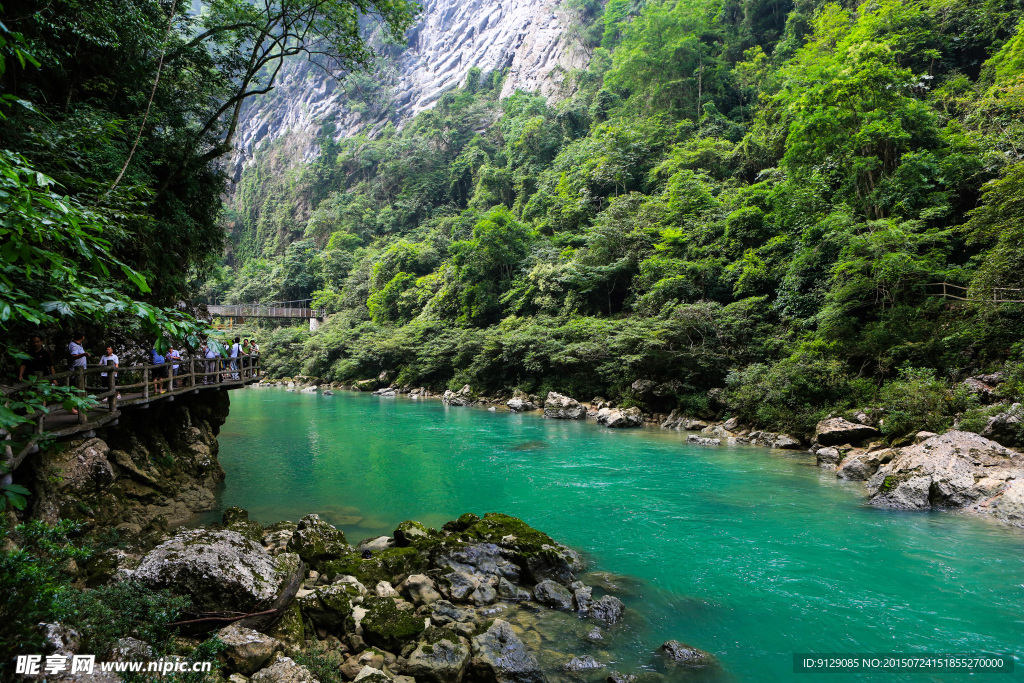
[586,627,603,641]
[814,418,880,447]
[533,580,574,610]
[659,640,717,669]
[686,435,720,447]
[402,629,472,683]
[443,389,470,407]
[398,574,443,606]
[573,585,593,614]
[287,514,349,566]
[836,450,883,481]
[250,656,320,683]
[441,570,479,603]
[543,392,586,420]
[125,529,303,631]
[590,595,625,625]
[217,624,279,675]
[471,581,498,606]
[564,656,603,671]
[867,431,1024,511]
[360,596,427,651]
[596,407,644,429]
[469,619,545,683]
[815,447,841,467]
[430,600,477,627]
[606,674,636,683]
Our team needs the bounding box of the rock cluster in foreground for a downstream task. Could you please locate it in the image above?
[90,510,716,682]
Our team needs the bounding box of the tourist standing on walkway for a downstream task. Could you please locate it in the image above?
[99,346,120,399]
[229,336,241,380]
[150,346,168,394]
[203,342,218,384]
[18,336,55,381]
[241,338,251,377]
[168,346,181,388]
[67,331,88,414]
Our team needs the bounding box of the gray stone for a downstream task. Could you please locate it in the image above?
[590,595,625,625]
[596,407,644,429]
[533,579,574,610]
[867,431,1024,511]
[398,574,443,606]
[286,514,349,565]
[659,640,716,669]
[686,435,720,447]
[836,451,883,481]
[815,447,841,467]
[543,392,586,420]
[430,600,476,627]
[217,624,279,675]
[981,404,1024,447]
[403,631,471,683]
[250,656,320,683]
[469,619,545,683]
[563,656,603,671]
[126,529,303,630]
[814,418,880,446]
[507,398,537,412]
[573,585,593,614]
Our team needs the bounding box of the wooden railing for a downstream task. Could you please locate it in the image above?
[2,354,260,468]
[928,283,1024,303]
[208,300,325,319]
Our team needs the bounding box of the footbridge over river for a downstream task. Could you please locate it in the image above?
[207,300,326,330]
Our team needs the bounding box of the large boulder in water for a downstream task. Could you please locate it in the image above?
[543,393,586,420]
[866,431,1024,510]
[126,529,303,631]
[814,417,880,446]
[596,407,644,428]
[469,619,545,683]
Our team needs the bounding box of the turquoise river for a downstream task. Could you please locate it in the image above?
[209,388,1024,681]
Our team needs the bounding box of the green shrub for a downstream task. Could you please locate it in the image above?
[878,366,978,440]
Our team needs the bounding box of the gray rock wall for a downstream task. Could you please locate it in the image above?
[231,0,586,180]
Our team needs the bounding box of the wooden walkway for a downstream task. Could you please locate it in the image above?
[3,355,261,470]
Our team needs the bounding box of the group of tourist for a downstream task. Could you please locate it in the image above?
[15,333,260,410]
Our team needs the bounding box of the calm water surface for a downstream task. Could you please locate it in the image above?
[211,388,1024,681]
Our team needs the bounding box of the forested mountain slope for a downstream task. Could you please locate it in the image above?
[214,0,1024,438]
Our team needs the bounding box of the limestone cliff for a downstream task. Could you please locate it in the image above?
[26,392,230,535]
[230,0,587,180]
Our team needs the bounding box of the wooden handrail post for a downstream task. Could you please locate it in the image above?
[107,359,117,413]
[217,358,223,386]
[76,366,87,424]
[189,357,196,388]
[143,367,150,399]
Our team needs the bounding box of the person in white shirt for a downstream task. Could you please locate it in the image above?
[168,346,181,388]
[99,346,120,398]
[229,336,241,380]
[202,342,218,384]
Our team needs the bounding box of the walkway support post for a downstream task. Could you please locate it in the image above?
[76,366,87,424]
[107,359,117,413]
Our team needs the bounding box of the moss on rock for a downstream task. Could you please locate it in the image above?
[360,596,426,651]
[321,546,426,585]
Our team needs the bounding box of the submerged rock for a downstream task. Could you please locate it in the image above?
[533,580,574,610]
[659,640,717,669]
[686,435,720,447]
[590,595,625,625]
[564,655,603,671]
[543,392,586,420]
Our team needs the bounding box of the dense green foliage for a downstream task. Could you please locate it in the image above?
[225,0,1024,436]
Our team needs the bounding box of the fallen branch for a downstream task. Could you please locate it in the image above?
[168,608,277,627]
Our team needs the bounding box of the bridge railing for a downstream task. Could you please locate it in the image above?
[3,354,261,436]
[208,300,325,319]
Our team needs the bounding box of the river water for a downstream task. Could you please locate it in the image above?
[212,388,1024,681]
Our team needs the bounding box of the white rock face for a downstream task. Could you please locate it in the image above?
[232,0,584,179]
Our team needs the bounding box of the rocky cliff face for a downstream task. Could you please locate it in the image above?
[230,0,586,180]
[27,391,230,535]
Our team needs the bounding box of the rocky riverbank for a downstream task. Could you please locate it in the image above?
[22,391,230,535]
[52,510,715,682]
[261,378,1024,531]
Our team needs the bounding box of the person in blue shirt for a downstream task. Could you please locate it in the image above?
[229,336,241,380]
[150,346,168,394]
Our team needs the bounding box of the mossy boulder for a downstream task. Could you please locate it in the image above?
[267,602,305,655]
[402,627,471,683]
[360,596,427,651]
[297,584,354,632]
[223,507,265,542]
[393,520,429,547]
[321,546,426,586]
[454,513,582,585]
[287,514,350,566]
